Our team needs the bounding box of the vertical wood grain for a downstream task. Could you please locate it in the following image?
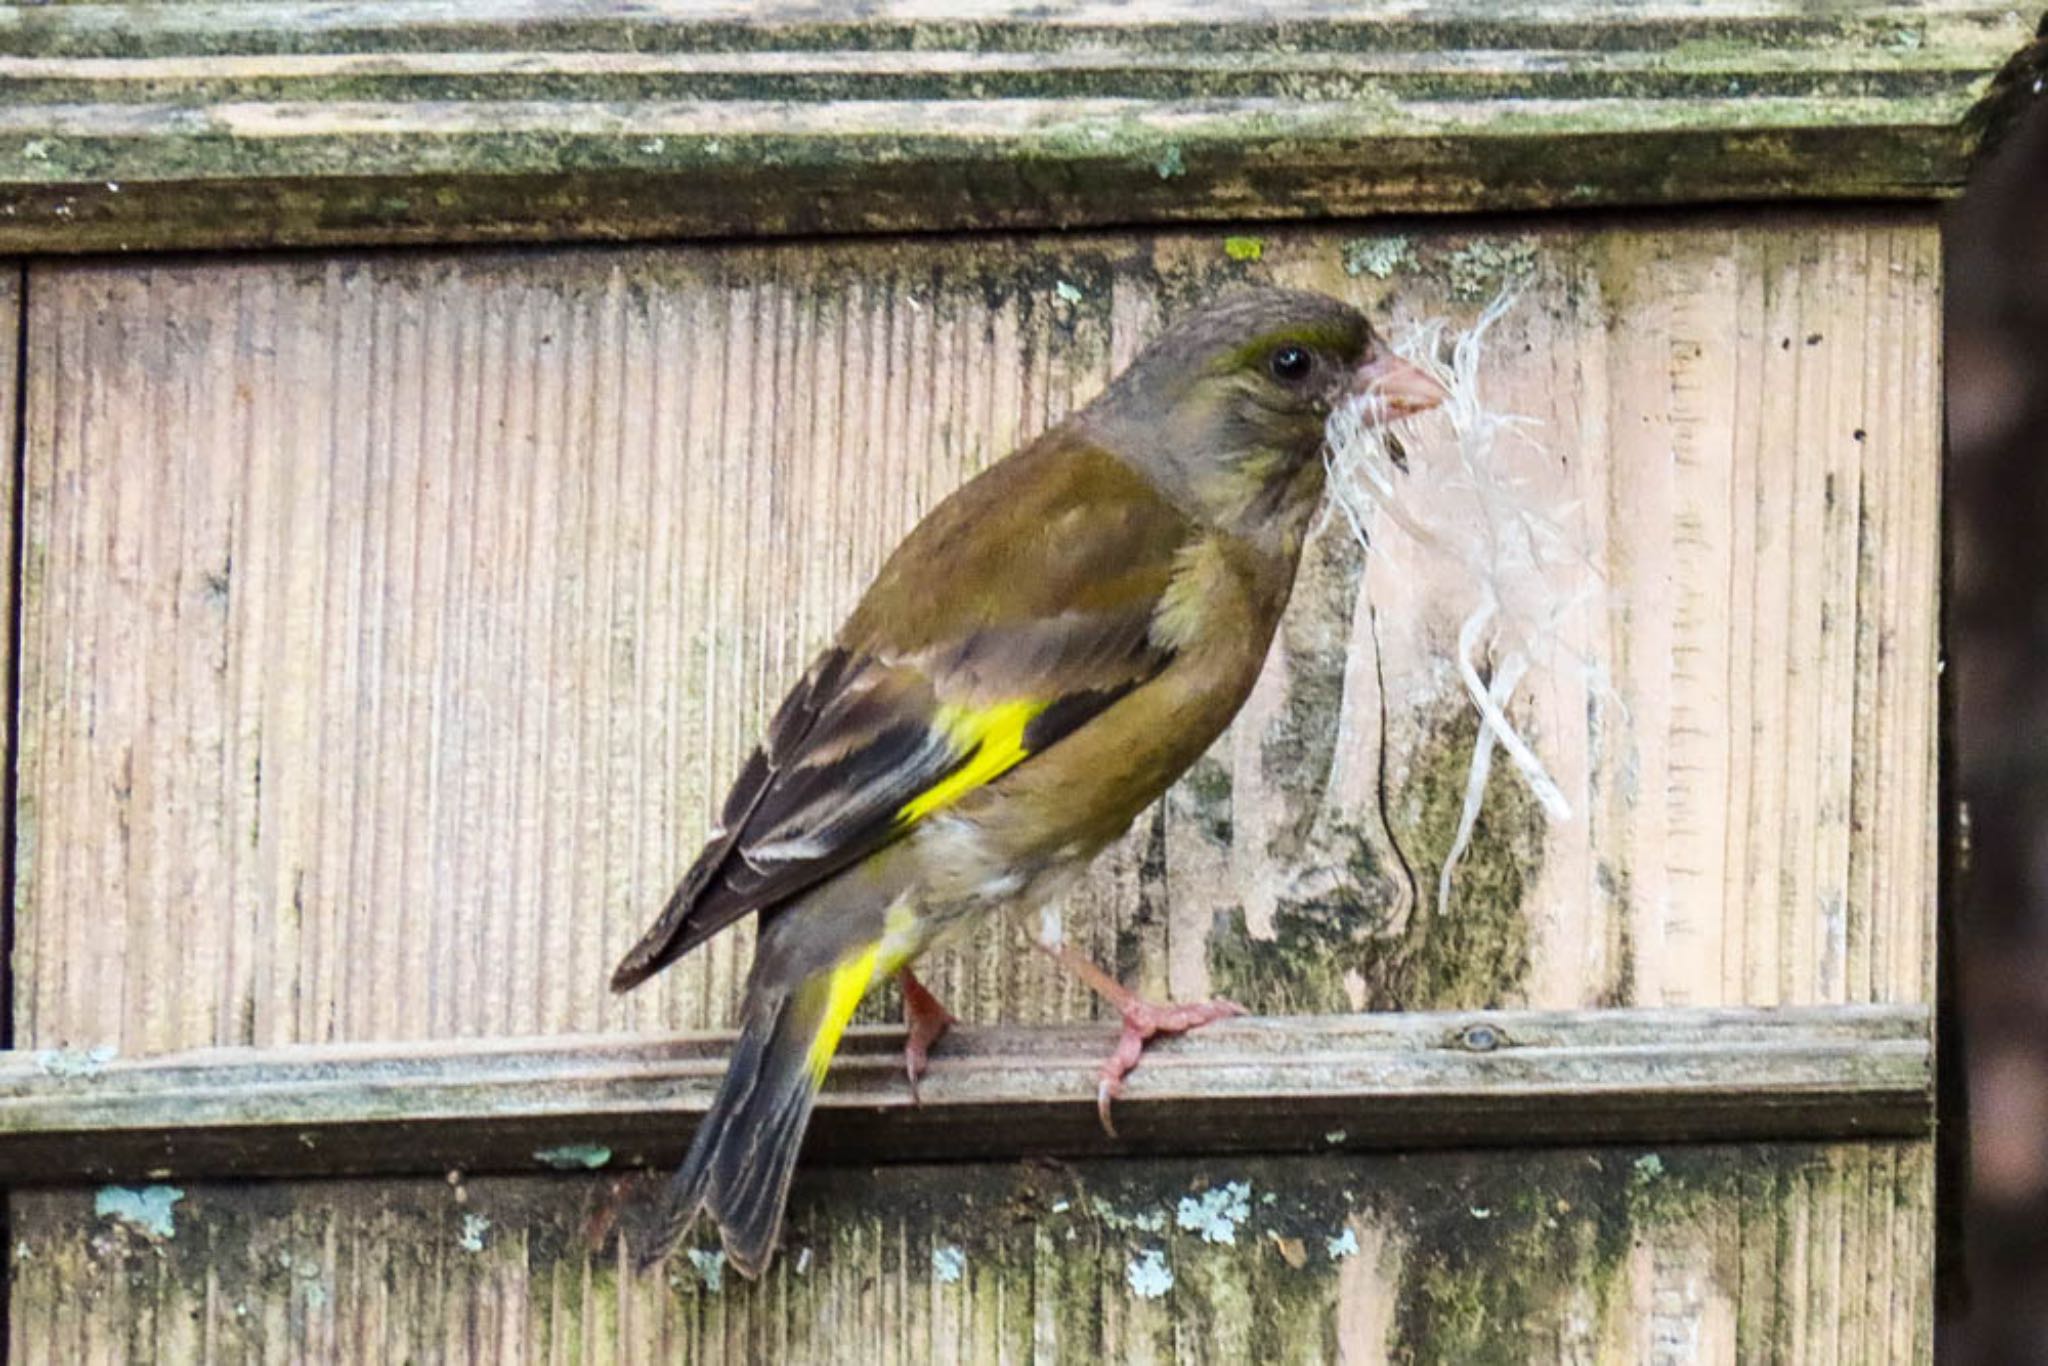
[7,1143,1934,1364]
[1149,220,1942,1019]
[0,262,21,1366]
[12,213,1942,1054]
[0,263,21,1047]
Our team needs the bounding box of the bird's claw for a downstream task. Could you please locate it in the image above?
[899,970,957,1105]
[1094,995,1247,1137]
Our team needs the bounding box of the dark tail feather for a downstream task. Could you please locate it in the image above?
[639,967,856,1277]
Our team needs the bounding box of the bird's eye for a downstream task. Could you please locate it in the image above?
[1269,345,1313,383]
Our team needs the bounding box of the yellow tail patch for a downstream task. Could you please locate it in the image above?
[804,944,880,1085]
[803,903,924,1086]
[895,699,1047,824]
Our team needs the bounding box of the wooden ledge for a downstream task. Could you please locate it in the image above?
[0,1005,1931,1183]
[0,2,2024,252]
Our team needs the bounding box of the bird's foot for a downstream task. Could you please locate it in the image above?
[1094,992,1245,1137]
[1033,940,1245,1136]
[899,969,957,1103]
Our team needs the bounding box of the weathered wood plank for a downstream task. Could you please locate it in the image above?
[0,1005,1932,1183]
[0,264,18,1048]
[6,1142,1935,1363]
[14,213,1943,1055]
[0,1,2022,251]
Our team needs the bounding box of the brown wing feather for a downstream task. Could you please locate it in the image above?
[611,650,938,989]
[610,435,1194,993]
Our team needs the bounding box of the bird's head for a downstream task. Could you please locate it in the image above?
[1080,286,1445,552]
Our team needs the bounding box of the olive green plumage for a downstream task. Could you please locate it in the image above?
[612,285,1429,1277]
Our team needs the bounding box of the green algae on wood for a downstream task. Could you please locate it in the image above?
[0,3,2017,251]
[1441,236,1542,300]
[1206,696,1546,1017]
[1343,235,1416,279]
[10,1144,1934,1363]
[0,118,1983,257]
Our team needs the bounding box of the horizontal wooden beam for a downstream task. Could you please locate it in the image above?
[0,2,2023,252]
[0,1006,1931,1183]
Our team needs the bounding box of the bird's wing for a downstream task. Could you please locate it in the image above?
[610,436,1193,992]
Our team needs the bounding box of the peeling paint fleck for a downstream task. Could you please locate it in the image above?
[1176,1181,1252,1245]
[94,1185,182,1239]
[931,1244,966,1283]
[1633,1153,1666,1181]
[1154,144,1186,179]
[1327,1226,1360,1260]
[1324,1130,1348,1145]
[688,1247,726,1292]
[533,1143,612,1170]
[1054,280,1084,305]
[1126,1247,1173,1299]
[35,1045,116,1078]
[457,1213,490,1252]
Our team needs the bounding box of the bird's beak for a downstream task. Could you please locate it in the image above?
[1347,348,1449,418]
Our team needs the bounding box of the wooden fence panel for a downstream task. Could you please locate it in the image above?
[0,1,2013,253]
[8,1142,1933,1364]
[14,213,1941,1057]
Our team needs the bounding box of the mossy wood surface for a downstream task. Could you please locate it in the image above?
[0,37,1959,1357]
[0,0,2022,252]
[15,212,1941,1057]
[0,1005,1931,1183]
[9,1143,1934,1364]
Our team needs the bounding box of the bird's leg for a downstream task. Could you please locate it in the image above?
[898,968,957,1103]
[1036,942,1246,1136]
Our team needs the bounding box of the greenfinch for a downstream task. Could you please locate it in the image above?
[612,285,1447,1276]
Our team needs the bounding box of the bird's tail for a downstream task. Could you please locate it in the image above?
[639,944,882,1277]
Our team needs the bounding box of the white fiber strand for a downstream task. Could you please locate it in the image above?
[1439,639,1531,922]
[1454,591,1571,822]
[1325,287,1599,918]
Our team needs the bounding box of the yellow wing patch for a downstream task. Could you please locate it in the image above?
[895,699,1047,824]
[805,943,883,1084]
